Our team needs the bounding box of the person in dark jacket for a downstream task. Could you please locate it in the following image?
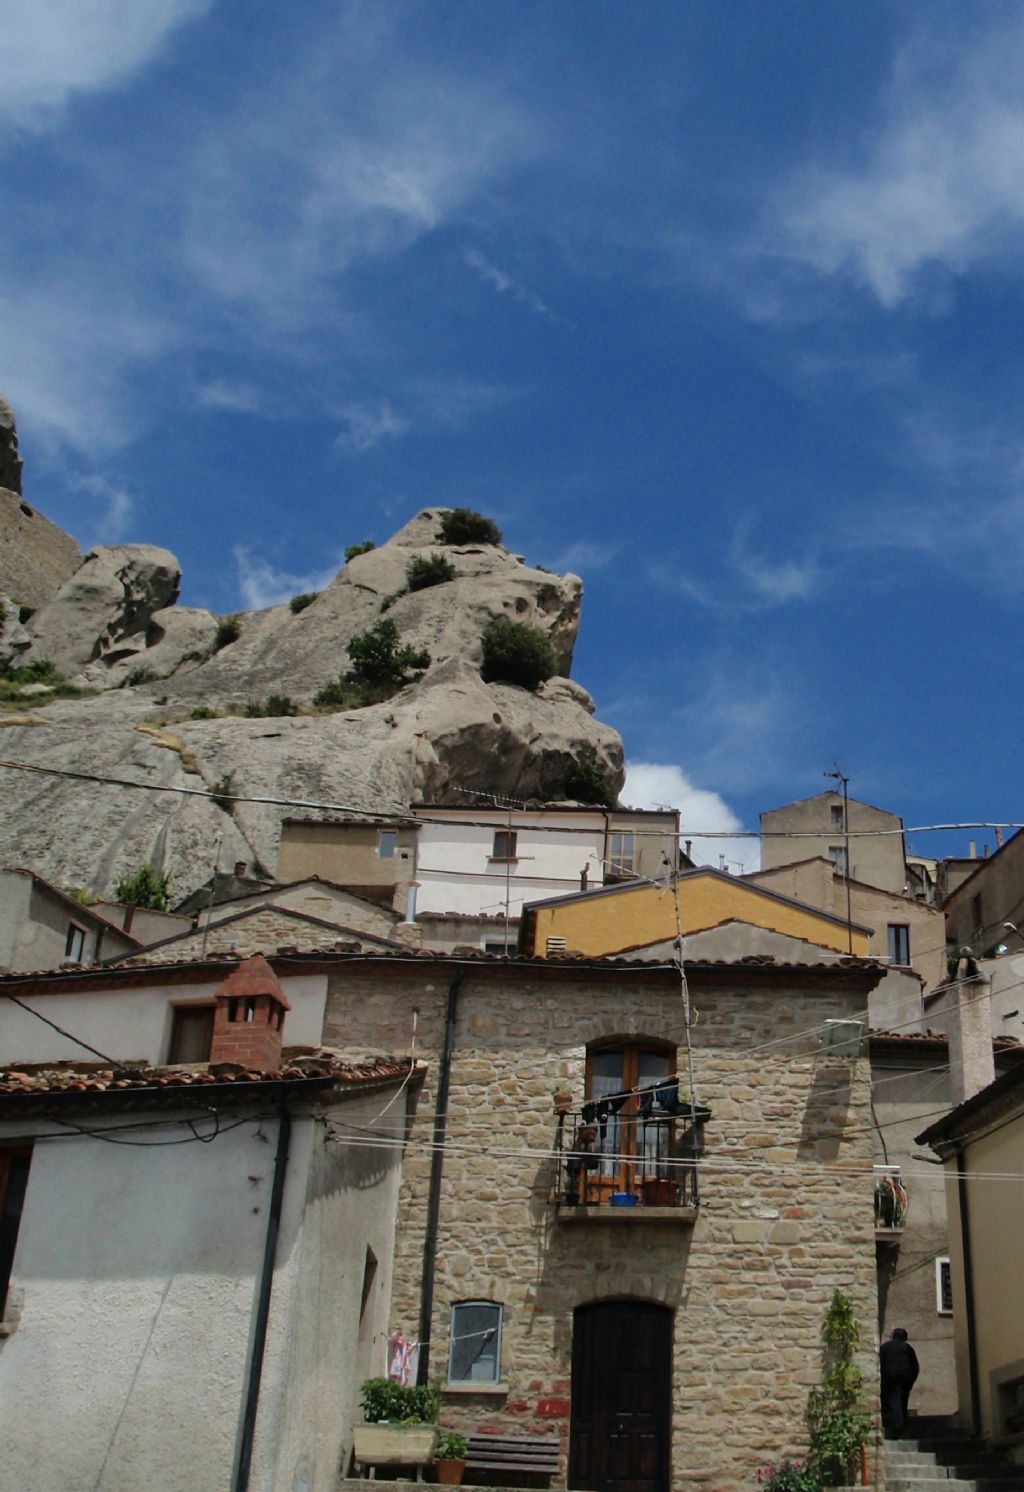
[880,1327,919,1435]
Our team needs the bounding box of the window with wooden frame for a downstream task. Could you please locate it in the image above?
[65,923,86,961]
[491,830,517,861]
[608,831,636,876]
[0,1148,31,1319]
[583,1040,676,1202]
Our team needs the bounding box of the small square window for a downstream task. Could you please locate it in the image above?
[378,831,397,859]
[936,1257,952,1314]
[448,1300,502,1383]
[492,830,517,861]
[830,804,844,829]
[829,845,848,876]
[65,924,85,961]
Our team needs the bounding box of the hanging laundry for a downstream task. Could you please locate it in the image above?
[387,1330,419,1386]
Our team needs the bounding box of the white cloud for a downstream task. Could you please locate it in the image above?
[72,472,135,543]
[463,247,559,320]
[1,0,212,131]
[774,18,1024,306]
[232,547,343,611]
[622,762,758,875]
[335,400,410,454]
[549,540,618,575]
[195,379,264,414]
[728,527,819,604]
[647,527,818,611]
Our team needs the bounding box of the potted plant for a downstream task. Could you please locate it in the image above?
[641,1177,679,1207]
[554,1088,573,1114]
[435,1430,469,1485]
[352,1379,440,1472]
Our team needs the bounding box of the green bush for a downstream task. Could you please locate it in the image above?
[126,666,156,687]
[345,541,376,562]
[756,1461,820,1492]
[406,553,456,592]
[807,1290,871,1487]
[437,1431,469,1461]
[360,1378,440,1425]
[289,591,319,614]
[214,615,241,651]
[480,616,556,690]
[562,745,615,807]
[17,604,34,625]
[347,619,430,688]
[211,772,235,813]
[437,508,502,545]
[0,658,58,685]
[114,862,172,911]
[189,706,217,720]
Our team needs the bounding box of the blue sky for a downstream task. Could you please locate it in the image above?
[4,1,1024,869]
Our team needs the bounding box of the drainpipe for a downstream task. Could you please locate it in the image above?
[955,1143,981,1437]
[234,1098,292,1492]
[418,968,465,1384]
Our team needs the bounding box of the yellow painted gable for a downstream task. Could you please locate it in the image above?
[526,871,870,958]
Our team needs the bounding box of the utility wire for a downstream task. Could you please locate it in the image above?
[1,991,120,1064]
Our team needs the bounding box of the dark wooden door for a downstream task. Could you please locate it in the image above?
[569,1301,671,1492]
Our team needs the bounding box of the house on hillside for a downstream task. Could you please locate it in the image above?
[760,790,908,894]
[745,855,946,992]
[0,956,422,1492]
[0,867,141,972]
[943,829,1024,959]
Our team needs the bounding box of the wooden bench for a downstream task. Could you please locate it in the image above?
[465,1433,559,1483]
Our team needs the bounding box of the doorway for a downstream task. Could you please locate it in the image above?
[569,1300,671,1492]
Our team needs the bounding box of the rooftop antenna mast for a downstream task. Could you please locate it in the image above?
[824,764,853,953]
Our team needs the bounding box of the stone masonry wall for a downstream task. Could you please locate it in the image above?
[323,963,880,1492]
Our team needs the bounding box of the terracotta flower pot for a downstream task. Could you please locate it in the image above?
[554,1092,573,1114]
[436,1458,467,1484]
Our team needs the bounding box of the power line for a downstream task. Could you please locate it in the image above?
[1,991,120,1064]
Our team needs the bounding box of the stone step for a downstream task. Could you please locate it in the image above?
[886,1481,1024,1492]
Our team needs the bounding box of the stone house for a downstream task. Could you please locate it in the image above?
[943,828,1024,959]
[0,956,422,1492]
[323,948,886,1492]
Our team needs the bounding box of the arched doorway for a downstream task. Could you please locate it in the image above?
[569,1300,671,1492]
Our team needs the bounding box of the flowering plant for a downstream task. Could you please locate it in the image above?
[756,1459,820,1491]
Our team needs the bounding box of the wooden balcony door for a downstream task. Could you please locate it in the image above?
[569,1300,671,1492]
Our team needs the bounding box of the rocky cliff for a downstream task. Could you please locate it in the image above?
[0,422,625,901]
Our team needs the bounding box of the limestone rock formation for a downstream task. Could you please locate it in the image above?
[0,398,22,495]
[1,469,625,902]
[0,596,31,670]
[23,545,181,679]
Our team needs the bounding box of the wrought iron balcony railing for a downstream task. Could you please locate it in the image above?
[553,1095,709,1216]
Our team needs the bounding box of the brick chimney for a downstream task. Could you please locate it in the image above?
[947,950,995,1106]
[209,955,291,1071]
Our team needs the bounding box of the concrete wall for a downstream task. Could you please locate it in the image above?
[606,809,679,882]
[945,832,1024,958]
[0,486,80,612]
[870,1047,957,1415]
[760,793,906,894]
[926,953,1024,1046]
[748,858,945,992]
[0,871,136,973]
[0,1086,407,1492]
[0,972,329,1066]
[942,1110,1024,1441]
[527,873,870,959]
[276,821,418,895]
[415,810,604,919]
[323,962,882,1492]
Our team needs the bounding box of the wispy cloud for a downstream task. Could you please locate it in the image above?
[335,399,410,454]
[1,0,212,132]
[195,379,264,414]
[622,761,757,875]
[73,472,135,544]
[232,546,344,611]
[548,540,618,575]
[463,247,560,320]
[772,17,1024,307]
[647,527,819,611]
[728,525,819,604]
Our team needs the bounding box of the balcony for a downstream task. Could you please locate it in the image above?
[874,1164,908,1243]
[553,1091,709,1224]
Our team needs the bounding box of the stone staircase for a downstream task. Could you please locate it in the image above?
[884,1414,1024,1492]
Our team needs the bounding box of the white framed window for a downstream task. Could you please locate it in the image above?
[888,924,911,966]
[829,845,848,876]
[936,1256,952,1315]
[65,924,85,961]
[378,831,397,859]
[448,1300,503,1383]
[609,831,635,875]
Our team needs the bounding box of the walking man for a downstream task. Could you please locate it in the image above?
[880,1327,919,1437]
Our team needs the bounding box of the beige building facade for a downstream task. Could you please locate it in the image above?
[760,791,907,896]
